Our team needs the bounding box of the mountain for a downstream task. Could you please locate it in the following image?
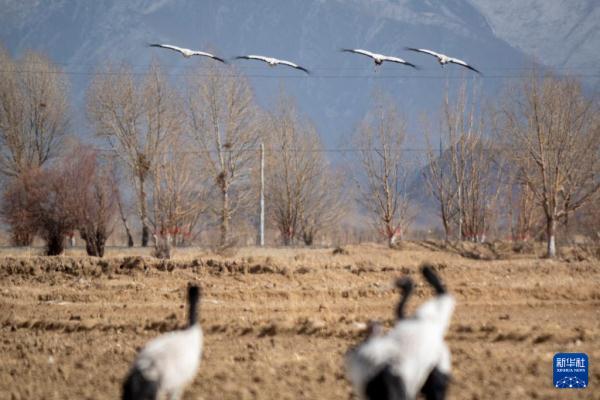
[1,0,597,232]
[0,1,514,140]
[469,0,599,72]
[0,0,597,147]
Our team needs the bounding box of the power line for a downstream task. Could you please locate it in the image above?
[90,146,521,155]
[14,60,600,72]
[2,69,599,80]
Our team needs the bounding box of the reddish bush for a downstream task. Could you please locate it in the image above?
[1,177,36,246]
[1,167,79,255]
[1,145,117,256]
[73,148,117,257]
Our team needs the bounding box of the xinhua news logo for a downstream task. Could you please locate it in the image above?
[553,353,588,389]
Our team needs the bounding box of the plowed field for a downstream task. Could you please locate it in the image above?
[0,243,598,399]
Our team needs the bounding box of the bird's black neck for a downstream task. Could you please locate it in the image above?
[188,305,198,327]
[395,278,414,320]
[395,286,413,320]
[187,286,200,327]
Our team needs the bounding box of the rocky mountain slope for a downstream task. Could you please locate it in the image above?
[0,0,551,144]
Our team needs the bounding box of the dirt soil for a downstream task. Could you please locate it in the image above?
[0,243,598,399]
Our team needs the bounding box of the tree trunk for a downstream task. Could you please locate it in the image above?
[220,187,229,247]
[152,234,171,259]
[94,232,106,258]
[546,217,557,258]
[83,233,96,256]
[139,175,149,247]
[117,191,134,247]
[97,239,105,258]
[126,231,134,247]
[302,230,314,246]
[388,227,399,247]
[281,223,294,246]
[81,230,106,258]
[46,234,64,256]
[388,235,396,248]
[441,210,450,242]
[141,225,149,248]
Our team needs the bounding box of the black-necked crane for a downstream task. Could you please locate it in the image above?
[405,48,481,74]
[122,285,203,400]
[149,43,227,63]
[345,266,455,400]
[342,48,418,69]
[234,55,310,74]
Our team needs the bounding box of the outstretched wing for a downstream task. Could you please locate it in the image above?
[191,51,227,63]
[448,57,481,74]
[405,48,444,59]
[235,55,270,64]
[277,60,310,74]
[149,43,187,55]
[342,48,377,60]
[381,56,419,69]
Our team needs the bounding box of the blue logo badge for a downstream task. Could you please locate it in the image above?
[553,353,588,389]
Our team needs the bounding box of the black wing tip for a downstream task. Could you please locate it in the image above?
[451,60,482,75]
[214,57,228,64]
[421,264,447,295]
[341,48,354,53]
[297,66,310,74]
[234,56,249,60]
[365,365,408,400]
[407,62,419,70]
[463,64,482,75]
[148,43,161,48]
[122,367,159,400]
[405,47,419,52]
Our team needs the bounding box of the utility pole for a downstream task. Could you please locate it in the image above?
[259,143,265,246]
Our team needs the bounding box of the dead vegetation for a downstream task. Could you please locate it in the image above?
[0,244,598,399]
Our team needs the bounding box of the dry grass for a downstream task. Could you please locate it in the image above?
[0,242,598,399]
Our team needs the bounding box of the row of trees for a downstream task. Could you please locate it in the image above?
[423,75,599,257]
[0,45,598,258]
[0,48,348,255]
[86,62,346,253]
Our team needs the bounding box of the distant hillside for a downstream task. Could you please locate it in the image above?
[0,0,534,144]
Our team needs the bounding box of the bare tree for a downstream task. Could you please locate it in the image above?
[497,73,600,257]
[87,62,182,247]
[424,134,457,240]
[74,147,118,257]
[186,62,260,247]
[299,165,347,246]
[113,165,135,247]
[265,94,346,245]
[0,47,69,179]
[353,92,412,247]
[425,84,503,242]
[0,47,69,246]
[504,161,541,241]
[149,135,206,258]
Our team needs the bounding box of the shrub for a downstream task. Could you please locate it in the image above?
[0,145,117,256]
